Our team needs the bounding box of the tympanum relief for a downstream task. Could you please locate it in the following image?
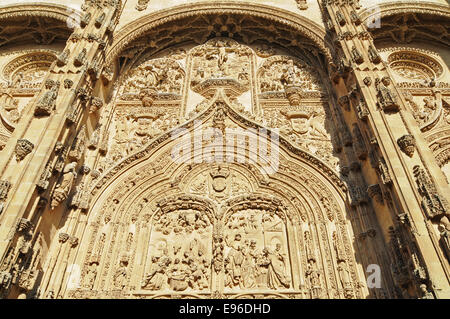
[95,39,339,176]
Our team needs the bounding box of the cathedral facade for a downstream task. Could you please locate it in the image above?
[0,0,449,299]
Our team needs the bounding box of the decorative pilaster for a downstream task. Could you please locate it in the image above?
[0,0,123,298]
[321,0,450,298]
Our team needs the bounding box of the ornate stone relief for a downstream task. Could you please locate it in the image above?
[66,90,362,299]
[120,57,185,100]
[0,51,56,149]
[2,53,56,90]
[14,139,34,161]
[190,38,252,99]
[258,56,322,99]
[97,105,179,174]
[388,51,443,82]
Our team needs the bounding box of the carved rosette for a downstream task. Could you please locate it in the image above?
[15,139,34,161]
[397,135,415,157]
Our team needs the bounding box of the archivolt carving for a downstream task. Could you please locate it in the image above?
[106,2,333,65]
[360,2,450,47]
[2,52,56,89]
[67,88,364,298]
[0,4,78,48]
[75,158,358,297]
[388,51,443,81]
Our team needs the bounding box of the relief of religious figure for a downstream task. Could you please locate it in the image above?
[122,58,184,96]
[142,256,171,290]
[281,59,302,87]
[259,57,321,93]
[265,243,291,289]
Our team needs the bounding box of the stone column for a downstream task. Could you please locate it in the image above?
[0,0,123,298]
[321,0,450,298]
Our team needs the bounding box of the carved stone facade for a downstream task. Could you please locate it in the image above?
[0,0,449,299]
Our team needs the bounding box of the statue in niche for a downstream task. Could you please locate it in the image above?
[145,64,159,88]
[337,260,352,290]
[241,240,257,289]
[305,259,321,298]
[438,221,450,262]
[259,57,320,94]
[113,259,128,289]
[224,210,291,290]
[191,250,210,290]
[51,162,77,210]
[83,262,98,289]
[92,214,111,261]
[205,40,228,77]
